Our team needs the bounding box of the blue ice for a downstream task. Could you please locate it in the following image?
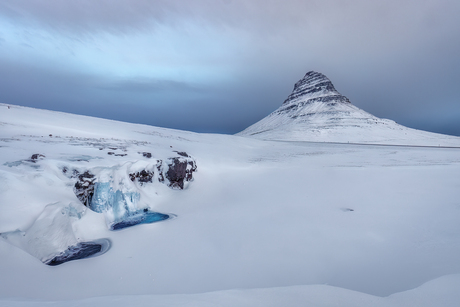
[90,182,168,230]
[91,182,139,214]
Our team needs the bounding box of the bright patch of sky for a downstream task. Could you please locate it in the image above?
[0,17,240,86]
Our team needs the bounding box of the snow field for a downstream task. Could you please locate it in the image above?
[1,103,460,306]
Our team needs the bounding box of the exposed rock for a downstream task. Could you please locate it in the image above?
[74,171,96,207]
[165,156,197,189]
[157,160,165,183]
[174,151,189,157]
[129,170,154,185]
[29,154,45,162]
[281,71,347,107]
[62,167,80,179]
[142,152,152,158]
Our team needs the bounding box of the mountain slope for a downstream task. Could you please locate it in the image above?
[237,71,460,146]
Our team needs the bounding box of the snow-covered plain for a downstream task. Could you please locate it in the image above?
[1,103,460,306]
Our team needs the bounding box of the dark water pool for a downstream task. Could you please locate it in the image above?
[110,210,170,231]
[45,238,111,266]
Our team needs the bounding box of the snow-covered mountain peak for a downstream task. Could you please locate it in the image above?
[237,72,460,146]
[283,70,347,106]
[272,70,354,122]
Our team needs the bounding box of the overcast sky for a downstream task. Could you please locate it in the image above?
[0,0,459,135]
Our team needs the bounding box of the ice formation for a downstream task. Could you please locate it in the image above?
[72,155,196,230]
[1,152,196,265]
[0,202,110,265]
[90,178,162,230]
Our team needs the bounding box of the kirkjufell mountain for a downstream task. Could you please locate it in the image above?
[237,71,460,146]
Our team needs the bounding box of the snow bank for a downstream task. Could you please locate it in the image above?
[1,274,460,307]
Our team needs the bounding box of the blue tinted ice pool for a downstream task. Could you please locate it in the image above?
[110,210,171,231]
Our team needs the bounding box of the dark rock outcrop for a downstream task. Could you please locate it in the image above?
[129,170,154,185]
[62,167,80,179]
[174,151,189,157]
[157,160,165,183]
[142,152,152,158]
[165,155,197,189]
[74,171,96,207]
[29,154,45,163]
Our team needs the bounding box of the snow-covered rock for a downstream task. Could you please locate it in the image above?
[72,156,195,230]
[164,154,197,189]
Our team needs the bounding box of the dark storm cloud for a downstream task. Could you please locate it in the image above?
[0,58,256,133]
[0,0,459,136]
